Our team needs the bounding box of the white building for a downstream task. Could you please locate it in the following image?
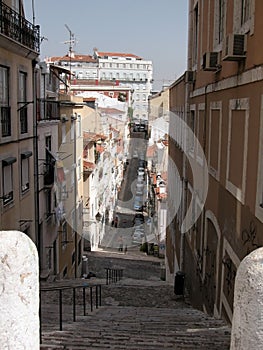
[47,49,153,122]
[94,50,153,122]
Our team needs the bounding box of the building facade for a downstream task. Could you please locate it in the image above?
[47,49,153,122]
[0,0,39,242]
[168,0,263,323]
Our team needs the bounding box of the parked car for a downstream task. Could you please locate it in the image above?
[132,229,145,243]
[137,175,145,183]
[133,214,144,226]
[134,195,143,202]
[133,223,144,231]
[134,226,145,236]
[136,182,144,192]
[136,188,144,196]
[137,169,145,177]
[133,150,138,158]
[138,160,146,168]
[134,199,143,211]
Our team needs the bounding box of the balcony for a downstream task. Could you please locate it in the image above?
[37,99,60,121]
[0,1,40,56]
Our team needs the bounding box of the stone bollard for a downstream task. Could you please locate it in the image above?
[231,247,263,350]
[0,231,39,349]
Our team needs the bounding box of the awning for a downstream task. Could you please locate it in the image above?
[2,157,17,166]
[21,151,33,159]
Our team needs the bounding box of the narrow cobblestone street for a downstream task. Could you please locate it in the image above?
[40,250,231,349]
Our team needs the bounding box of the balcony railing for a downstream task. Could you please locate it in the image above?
[37,99,60,121]
[0,1,40,53]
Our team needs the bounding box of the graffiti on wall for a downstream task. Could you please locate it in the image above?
[222,255,236,298]
[241,220,259,255]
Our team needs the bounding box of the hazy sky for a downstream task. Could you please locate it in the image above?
[24,0,188,90]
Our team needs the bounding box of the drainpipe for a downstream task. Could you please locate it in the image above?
[201,84,209,260]
[72,113,78,278]
[32,58,40,267]
[32,57,41,343]
[179,0,193,272]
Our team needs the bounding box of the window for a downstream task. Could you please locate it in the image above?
[0,66,11,137]
[21,151,32,193]
[71,119,75,140]
[218,0,226,43]
[19,72,28,134]
[45,136,55,186]
[234,0,254,34]
[46,188,52,219]
[77,114,81,138]
[2,157,16,205]
[45,135,52,155]
[226,98,249,204]
[78,240,82,265]
[189,109,195,151]
[241,0,250,25]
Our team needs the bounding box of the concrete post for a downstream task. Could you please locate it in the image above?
[231,247,263,350]
[0,231,39,349]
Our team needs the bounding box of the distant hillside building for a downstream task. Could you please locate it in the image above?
[46,49,153,122]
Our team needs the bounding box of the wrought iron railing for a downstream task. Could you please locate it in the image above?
[37,99,60,121]
[105,268,124,285]
[40,283,102,342]
[0,1,40,53]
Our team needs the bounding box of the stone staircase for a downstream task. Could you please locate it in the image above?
[40,252,231,349]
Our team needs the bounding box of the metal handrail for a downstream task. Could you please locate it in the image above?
[105,268,123,285]
[40,283,102,340]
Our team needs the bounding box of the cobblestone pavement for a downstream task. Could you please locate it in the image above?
[41,250,231,349]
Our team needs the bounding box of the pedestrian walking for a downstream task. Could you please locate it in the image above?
[118,235,123,252]
[124,245,128,254]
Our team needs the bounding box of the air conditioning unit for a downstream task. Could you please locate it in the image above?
[202,52,219,71]
[222,34,247,61]
[185,70,196,83]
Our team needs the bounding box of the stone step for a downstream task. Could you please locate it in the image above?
[40,253,231,349]
[41,304,230,349]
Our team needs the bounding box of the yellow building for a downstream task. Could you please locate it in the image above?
[0,1,39,241]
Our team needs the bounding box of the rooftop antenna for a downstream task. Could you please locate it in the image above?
[64,24,77,82]
[31,0,35,26]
